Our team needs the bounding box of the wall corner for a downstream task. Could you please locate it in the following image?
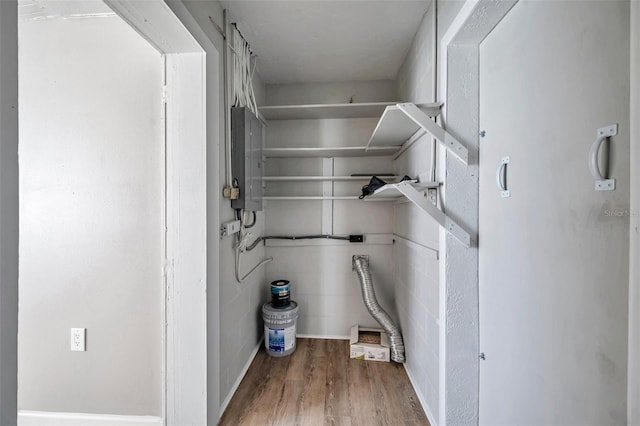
[629,1,640,425]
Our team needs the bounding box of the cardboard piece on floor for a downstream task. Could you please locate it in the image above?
[349,325,390,362]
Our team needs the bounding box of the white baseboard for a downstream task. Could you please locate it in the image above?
[403,364,438,426]
[18,410,162,426]
[219,339,263,419]
[296,334,349,340]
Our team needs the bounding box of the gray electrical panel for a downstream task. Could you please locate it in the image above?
[231,107,263,211]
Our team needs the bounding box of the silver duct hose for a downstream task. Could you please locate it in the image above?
[352,255,405,363]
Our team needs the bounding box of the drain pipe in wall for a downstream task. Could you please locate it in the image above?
[352,255,405,363]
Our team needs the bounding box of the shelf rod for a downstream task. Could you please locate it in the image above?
[263,196,395,201]
[263,176,399,182]
[263,146,400,158]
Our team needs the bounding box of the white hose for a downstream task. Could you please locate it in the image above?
[235,243,272,283]
[234,219,272,283]
[352,255,405,363]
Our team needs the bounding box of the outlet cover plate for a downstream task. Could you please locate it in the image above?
[220,220,241,238]
[71,328,86,351]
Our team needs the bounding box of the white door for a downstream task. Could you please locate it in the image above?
[479,1,630,424]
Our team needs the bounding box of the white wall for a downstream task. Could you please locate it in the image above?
[397,0,465,103]
[18,10,163,416]
[394,10,441,413]
[630,2,639,424]
[264,81,398,338]
[175,1,270,412]
[217,202,267,408]
[392,239,439,417]
[265,80,397,105]
[218,61,267,410]
[0,1,18,424]
[393,2,465,424]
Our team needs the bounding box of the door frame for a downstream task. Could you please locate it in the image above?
[1,1,222,424]
[83,2,211,424]
[441,2,639,425]
[630,3,639,423]
[437,1,517,425]
[0,1,19,424]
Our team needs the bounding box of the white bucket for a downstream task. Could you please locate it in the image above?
[262,301,298,357]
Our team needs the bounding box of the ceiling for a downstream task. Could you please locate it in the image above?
[220,0,431,84]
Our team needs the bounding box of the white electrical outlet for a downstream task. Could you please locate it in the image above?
[220,220,241,237]
[71,328,86,351]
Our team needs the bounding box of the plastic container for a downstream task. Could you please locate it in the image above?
[262,301,298,357]
[270,279,291,308]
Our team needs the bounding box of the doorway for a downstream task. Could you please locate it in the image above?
[17,0,207,424]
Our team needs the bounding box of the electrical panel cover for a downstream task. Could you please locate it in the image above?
[231,107,263,211]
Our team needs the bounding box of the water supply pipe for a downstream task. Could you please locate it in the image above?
[352,255,405,363]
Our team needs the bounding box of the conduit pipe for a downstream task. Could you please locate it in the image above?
[234,212,273,283]
[207,12,233,188]
[223,10,232,189]
[429,0,438,182]
[352,255,405,363]
[235,243,272,283]
[235,231,273,282]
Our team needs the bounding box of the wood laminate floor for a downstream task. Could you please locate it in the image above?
[219,338,430,426]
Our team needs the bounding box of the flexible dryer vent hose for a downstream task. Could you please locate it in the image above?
[352,255,405,363]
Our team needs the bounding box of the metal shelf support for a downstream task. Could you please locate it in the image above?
[376,182,472,247]
[397,103,469,164]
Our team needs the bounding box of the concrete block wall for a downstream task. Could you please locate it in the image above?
[218,212,268,406]
[630,3,640,423]
[393,238,439,420]
[391,132,441,425]
[267,243,394,337]
[393,2,465,424]
[263,80,399,338]
[393,3,441,421]
[396,6,435,106]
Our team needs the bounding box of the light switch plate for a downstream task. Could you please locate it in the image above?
[71,328,86,351]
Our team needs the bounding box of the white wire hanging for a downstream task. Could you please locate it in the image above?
[232,25,258,116]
